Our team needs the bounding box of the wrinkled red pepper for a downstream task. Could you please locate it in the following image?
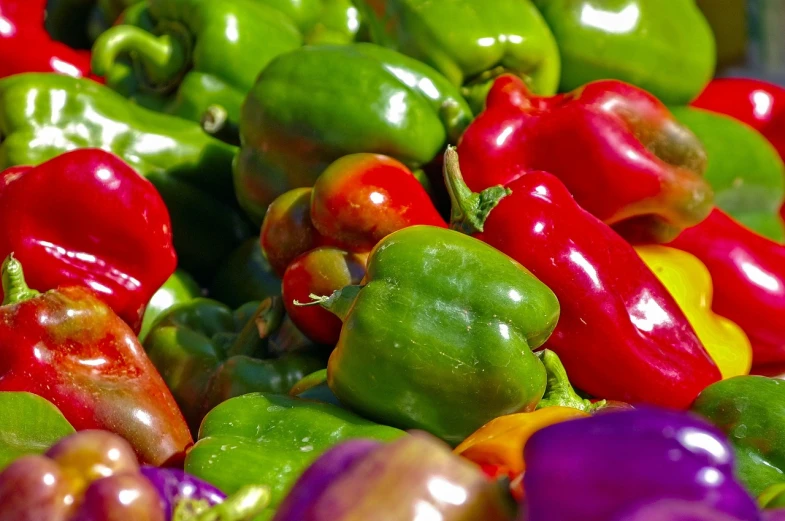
[0,254,192,466]
[669,209,785,368]
[0,0,98,80]
[445,148,721,409]
[457,75,713,243]
[0,149,177,332]
[692,78,785,221]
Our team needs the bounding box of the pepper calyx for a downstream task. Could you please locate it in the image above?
[293,285,363,322]
[535,349,605,413]
[1,254,40,306]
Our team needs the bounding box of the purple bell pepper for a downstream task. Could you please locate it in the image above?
[522,407,760,521]
[612,499,752,521]
[140,466,225,520]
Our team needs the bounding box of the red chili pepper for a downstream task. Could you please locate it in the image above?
[669,208,785,368]
[0,149,177,332]
[444,148,720,409]
[0,0,99,80]
[692,78,785,221]
[456,75,713,243]
[0,254,192,466]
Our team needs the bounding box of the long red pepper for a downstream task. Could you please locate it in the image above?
[444,148,720,409]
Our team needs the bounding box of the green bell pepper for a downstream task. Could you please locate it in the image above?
[671,106,785,242]
[692,375,785,496]
[144,298,326,433]
[533,0,716,105]
[0,72,252,280]
[185,393,403,516]
[209,238,282,308]
[312,225,559,445]
[46,0,140,49]
[358,0,560,112]
[288,369,342,407]
[236,43,473,223]
[139,269,202,343]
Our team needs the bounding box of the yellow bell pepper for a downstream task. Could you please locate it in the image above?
[636,245,752,378]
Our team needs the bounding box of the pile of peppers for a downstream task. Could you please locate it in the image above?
[3,1,785,520]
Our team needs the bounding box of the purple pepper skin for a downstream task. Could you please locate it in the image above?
[766,513,785,521]
[522,408,759,521]
[140,466,225,521]
[273,432,515,521]
[612,499,750,521]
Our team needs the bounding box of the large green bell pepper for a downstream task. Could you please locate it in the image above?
[671,106,785,242]
[144,297,326,433]
[0,72,252,280]
[358,0,560,111]
[312,225,559,445]
[692,375,785,496]
[185,393,404,516]
[209,238,282,308]
[236,43,473,223]
[139,269,202,343]
[533,0,715,105]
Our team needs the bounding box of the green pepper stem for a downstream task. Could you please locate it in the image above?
[443,146,510,235]
[225,297,285,359]
[1,254,40,306]
[535,350,605,413]
[293,285,363,322]
[91,25,189,89]
[173,485,271,521]
[201,105,241,147]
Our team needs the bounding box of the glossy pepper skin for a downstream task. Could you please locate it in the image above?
[315,225,558,445]
[522,407,759,521]
[669,209,785,367]
[185,393,404,513]
[692,376,785,497]
[457,75,713,243]
[0,0,98,80]
[533,0,715,105]
[0,256,192,466]
[358,0,559,111]
[273,433,516,521]
[139,269,201,343]
[0,72,251,280]
[670,106,785,242]
[636,246,752,379]
[0,149,177,333]
[144,298,326,433]
[445,148,720,409]
[236,43,473,223]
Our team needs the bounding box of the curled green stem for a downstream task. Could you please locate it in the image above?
[1,254,40,306]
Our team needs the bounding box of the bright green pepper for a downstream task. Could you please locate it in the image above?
[144,297,326,433]
[358,0,560,112]
[139,269,202,343]
[533,0,716,105]
[692,375,785,496]
[311,225,558,446]
[185,393,404,516]
[236,43,473,223]
[671,106,785,242]
[209,238,282,308]
[0,72,252,280]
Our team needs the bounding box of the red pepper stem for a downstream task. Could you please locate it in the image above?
[293,285,363,322]
[535,350,605,413]
[1,254,40,306]
[443,146,511,235]
[225,297,284,359]
[91,25,189,90]
[174,485,271,521]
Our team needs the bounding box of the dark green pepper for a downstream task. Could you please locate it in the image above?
[0,72,252,280]
[692,375,785,496]
[671,106,785,242]
[288,369,342,407]
[311,225,559,445]
[46,0,140,49]
[236,43,473,223]
[143,298,326,433]
[184,393,404,516]
[139,269,202,343]
[358,0,560,111]
[209,238,282,308]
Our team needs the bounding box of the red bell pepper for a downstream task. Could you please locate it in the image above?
[444,147,721,409]
[692,78,785,221]
[0,254,192,466]
[0,0,98,80]
[0,149,177,332]
[456,75,713,243]
[669,208,785,368]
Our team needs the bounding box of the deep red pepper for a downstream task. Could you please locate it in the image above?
[669,208,785,368]
[0,254,192,466]
[0,0,99,80]
[692,78,785,221]
[445,148,721,409]
[0,149,177,332]
[456,75,713,243]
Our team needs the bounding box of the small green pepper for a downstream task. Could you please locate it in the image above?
[209,239,282,308]
[139,269,202,343]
